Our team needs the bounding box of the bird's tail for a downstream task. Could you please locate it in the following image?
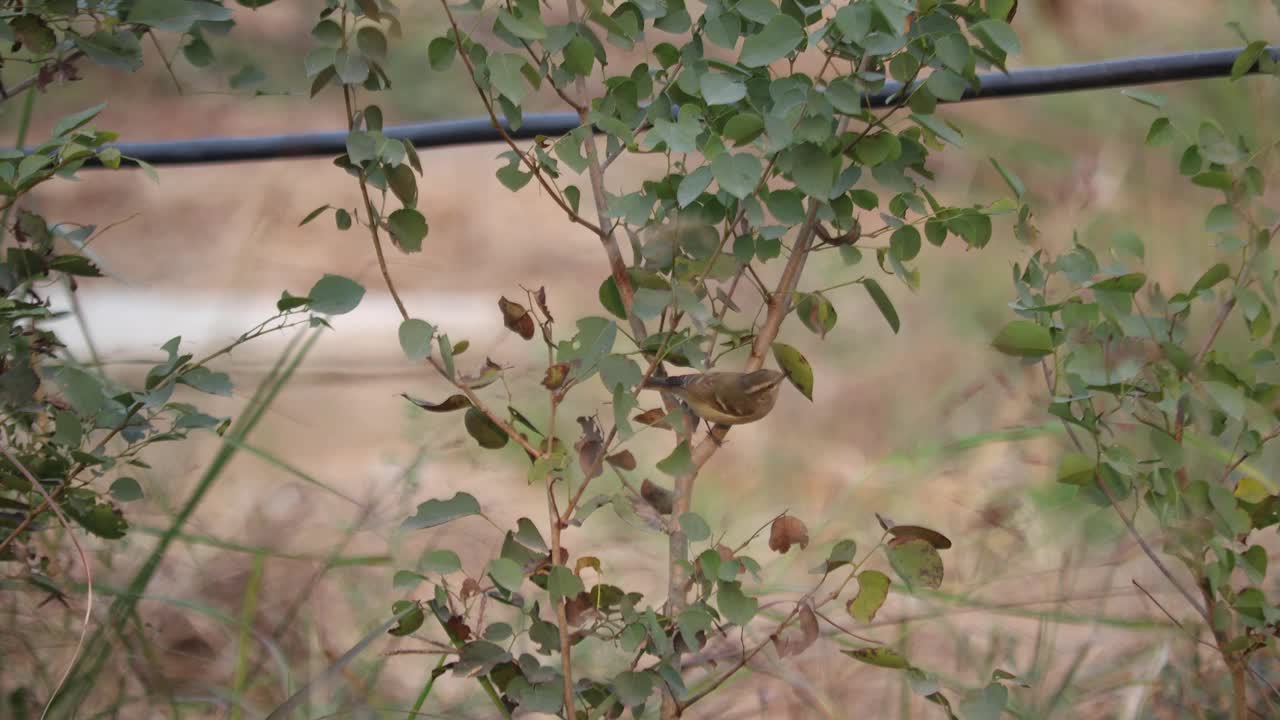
[641,375,690,390]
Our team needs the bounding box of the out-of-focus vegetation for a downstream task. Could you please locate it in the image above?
[3,1,1280,719]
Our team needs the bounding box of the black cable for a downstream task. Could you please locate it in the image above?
[67,46,1279,167]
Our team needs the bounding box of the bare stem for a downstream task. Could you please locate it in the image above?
[547,482,576,714]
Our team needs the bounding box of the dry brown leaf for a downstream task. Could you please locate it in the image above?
[774,604,819,658]
[606,450,636,471]
[768,514,810,554]
[640,479,674,515]
[498,296,534,340]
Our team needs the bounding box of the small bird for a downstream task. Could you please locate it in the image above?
[642,369,787,426]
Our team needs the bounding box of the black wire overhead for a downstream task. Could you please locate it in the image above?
[74,46,1279,167]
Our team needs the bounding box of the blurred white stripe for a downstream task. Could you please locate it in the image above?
[43,287,499,369]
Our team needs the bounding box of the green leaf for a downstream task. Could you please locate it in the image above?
[387,164,418,208]
[52,103,107,138]
[678,166,713,208]
[855,132,901,166]
[487,53,529,102]
[393,570,425,590]
[308,274,365,315]
[863,278,900,334]
[48,255,102,277]
[464,407,509,449]
[563,35,594,76]
[497,9,547,40]
[51,367,107,416]
[109,477,144,502]
[178,367,233,396]
[890,226,921,262]
[795,292,837,338]
[1145,117,1174,146]
[1090,273,1146,293]
[420,549,462,574]
[739,14,804,68]
[52,410,82,447]
[834,4,871,42]
[1056,452,1095,486]
[11,15,55,54]
[398,319,435,361]
[991,320,1052,357]
[230,63,266,89]
[387,208,429,252]
[75,30,144,72]
[1122,89,1167,109]
[1231,41,1269,81]
[700,72,746,105]
[716,582,758,625]
[970,19,1020,54]
[711,152,763,199]
[1192,263,1231,294]
[959,683,1009,720]
[1205,204,1236,233]
[657,441,695,476]
[547,565,584,601]
[614,670,654,707]
[847,569,890,623]
[299,205,330,226]
[1242,545,1267,583]
[989,157,1023,197]
[1204,381,1245,420]
[356,26,387,61]
[678,512,711,542]
[428,36,456,71]
[488,557,524,592]
[514,517,547,551]
[790,142,837,200]
[911,113,963,146]
[402,492,482,530]
[843,646,910,670]
[723,112,765,146]
[70,501,128,539]
[887,538,944,591]
[824,539,858,571]
[772,342,813,401]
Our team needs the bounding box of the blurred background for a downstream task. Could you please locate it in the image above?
[7,1,1280,718]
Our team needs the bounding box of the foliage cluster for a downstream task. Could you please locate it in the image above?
[0,0,1277,719]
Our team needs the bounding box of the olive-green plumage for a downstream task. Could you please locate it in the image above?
[642,369,786,425]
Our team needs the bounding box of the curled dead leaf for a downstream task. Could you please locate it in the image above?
[498,296,534,340]
[887,524,952,550]
[543,362,571,390]
[460,578,482,601]
[565,591,596,626]
[640,479,674,515]
[401,393,471,412]
[633,407,672,429]
[534,286,553,322]
[769,514,810,554]
[606,450,636,471]
[575,416,604,480]
[460,357,504,389]
[575,556,601,576]
[445,614,471,642]
[774,604,819,658]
